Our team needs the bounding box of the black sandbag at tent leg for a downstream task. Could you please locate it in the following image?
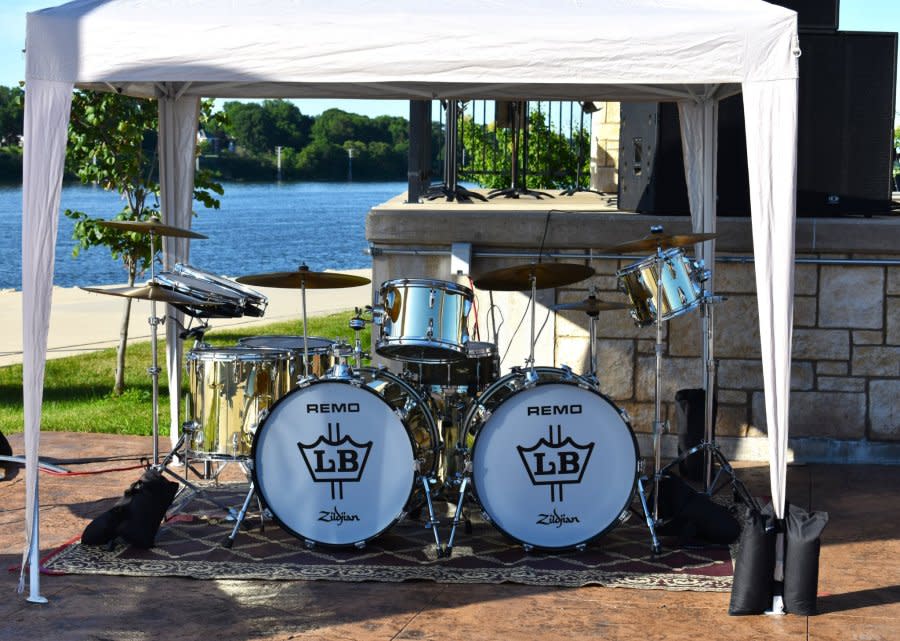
[783,503,829,615]
[729,503,777,615]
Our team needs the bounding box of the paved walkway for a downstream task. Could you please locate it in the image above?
[0,433,897,640]
[0,269,373,367]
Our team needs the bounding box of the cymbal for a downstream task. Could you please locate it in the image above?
[552,296,631,315]
[97,217,208,239]
[235,267,371,289]
[473,263,595,291]
[81,283,217,306]
[600,231,718,255]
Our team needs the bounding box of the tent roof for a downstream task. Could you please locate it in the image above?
[27,0,798,101]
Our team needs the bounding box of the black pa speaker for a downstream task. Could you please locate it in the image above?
[766,0,840,32]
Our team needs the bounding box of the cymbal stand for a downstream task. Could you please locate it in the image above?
[349,307,369,369]
[298,265,312,380]
[145,229,163,465]
[582,287,601,389]
[656,294,758,510]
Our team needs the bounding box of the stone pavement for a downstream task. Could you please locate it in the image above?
[0,432,897,640]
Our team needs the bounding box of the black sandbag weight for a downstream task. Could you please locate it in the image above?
[783,503,829,615]
[728,503,777,616]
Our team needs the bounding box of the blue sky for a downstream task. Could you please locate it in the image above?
[1,0,897,123]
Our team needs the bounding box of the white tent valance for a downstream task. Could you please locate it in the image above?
[22,0,799,605]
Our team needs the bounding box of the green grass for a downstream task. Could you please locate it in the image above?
[0,311,368,436]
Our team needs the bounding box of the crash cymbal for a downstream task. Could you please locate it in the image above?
[97,217,208,239]
[600,231,718,255]
[473,263,595,291]
[235,266,371,289]
[552,296,631,315]
[81,283,217,306]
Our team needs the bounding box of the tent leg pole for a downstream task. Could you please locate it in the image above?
[26,487,47,604]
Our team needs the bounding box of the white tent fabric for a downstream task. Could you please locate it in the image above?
[22,0,799,604]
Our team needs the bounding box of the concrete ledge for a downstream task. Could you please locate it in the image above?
[368,197,900,255]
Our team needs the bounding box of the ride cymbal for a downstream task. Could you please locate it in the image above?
[81,283,217,306]
[235,267,371,289]
[97,217,208,239]
[473,263,595,291]
[551,296,631,316]
[600,231,718,255]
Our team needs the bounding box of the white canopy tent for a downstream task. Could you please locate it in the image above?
[22,0,798,603]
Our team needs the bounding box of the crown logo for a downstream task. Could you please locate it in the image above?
[517,427,594,502]
[298,423,372,500]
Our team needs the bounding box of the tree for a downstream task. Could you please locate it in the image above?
[0,85,24,146]
[458,108,589,190]
[64,91,223,395]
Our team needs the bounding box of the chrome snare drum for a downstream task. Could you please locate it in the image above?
[376,278,473,363]
[238,335,335,380]
[185,347,291,459]
[156,264,268,318]
[616,248,709,326]
[459,367,639,550]
[252,367,440,547]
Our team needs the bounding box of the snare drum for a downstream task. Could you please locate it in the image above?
[238,335,335,380]
[156,264,268,318]
[185,347,291,459]
[616,248,709,326]
[461,366,639,550]
[252,367,440,547]
[376,278,473,363]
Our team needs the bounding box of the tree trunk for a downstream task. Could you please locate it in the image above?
[112,270,137,396]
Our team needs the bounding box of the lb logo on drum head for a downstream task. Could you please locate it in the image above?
[298,422,372,501]
[517,426,594,502]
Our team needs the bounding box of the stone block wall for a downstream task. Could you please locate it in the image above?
[556,256,900,445]
[590,102,620,193]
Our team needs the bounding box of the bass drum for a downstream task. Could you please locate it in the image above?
[252,367,439,547]
[462,367,639,550]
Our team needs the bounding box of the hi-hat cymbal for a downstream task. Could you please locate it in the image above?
[473,263,595,291]
[235,267,371,289]
[552,296,631,316]
[97,217,208,239]
[600,231,718,255]
[81,283,217,306]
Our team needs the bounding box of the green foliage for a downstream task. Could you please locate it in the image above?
[221,99,313,154]
[459,109,589,190]
[64,91,223,282]
[0,85,23,145]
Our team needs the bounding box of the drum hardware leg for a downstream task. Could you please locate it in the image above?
[223,481,256,549]
[444,475,471,558]
[636,475,662,555]
[419,475,443,554]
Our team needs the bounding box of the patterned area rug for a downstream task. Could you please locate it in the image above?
[45,486,733,591]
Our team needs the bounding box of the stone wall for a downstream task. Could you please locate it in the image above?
[368,202,900,463]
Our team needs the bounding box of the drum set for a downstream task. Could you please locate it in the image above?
[83,217,746,556]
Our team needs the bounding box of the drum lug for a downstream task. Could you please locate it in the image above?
[303,539,316,549]
[575,543,587,552]
[426,317,434,340]
[618,509,633,524]
[559,364,574,380]
[428,288,436,309]
[521,543,533,553]
[480,510,492,524]
[354,541,366,550]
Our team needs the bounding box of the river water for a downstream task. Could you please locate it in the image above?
[0,181,404,290]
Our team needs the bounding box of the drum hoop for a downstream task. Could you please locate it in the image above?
[380,277,473,298]
[187,346,291,362]
[175,263,267,304]
[238,335,335,353]
[464,368,640,550]
[464,342,498,359]
[250,371,437,547]
[156,271,244,304]
[616,246,685,276]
